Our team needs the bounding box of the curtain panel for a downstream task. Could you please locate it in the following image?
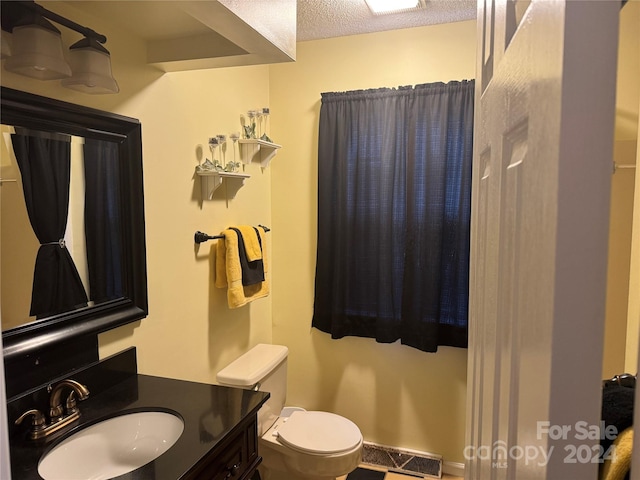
[312,80,474,352]
[83,138,123,303]
[11,132,88,318]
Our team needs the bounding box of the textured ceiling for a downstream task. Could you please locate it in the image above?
[66,0,477,44]
[297,0,477,41]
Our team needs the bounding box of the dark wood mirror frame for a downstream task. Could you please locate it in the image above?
[1,87,147,382]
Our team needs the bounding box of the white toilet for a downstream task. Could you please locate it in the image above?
[217,344,363,480]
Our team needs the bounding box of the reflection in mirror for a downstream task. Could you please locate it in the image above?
[1,88,147,390]
[1,128,124,330]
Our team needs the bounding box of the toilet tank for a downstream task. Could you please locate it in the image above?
[216,344,288,435]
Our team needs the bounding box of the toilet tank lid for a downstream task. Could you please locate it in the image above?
[217,344,288,387]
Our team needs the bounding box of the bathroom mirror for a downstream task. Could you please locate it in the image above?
[0,87,147,362]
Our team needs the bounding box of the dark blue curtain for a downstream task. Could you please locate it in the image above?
[312,80,474,352]
[11,131,88,318]
[83,138,123,303]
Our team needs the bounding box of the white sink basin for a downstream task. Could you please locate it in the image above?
[38,411,184,480]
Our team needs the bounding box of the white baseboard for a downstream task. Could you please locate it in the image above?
[442,461,465,477]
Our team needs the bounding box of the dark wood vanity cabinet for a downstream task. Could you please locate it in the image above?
[7,357,269,480]
[186,414,261,480]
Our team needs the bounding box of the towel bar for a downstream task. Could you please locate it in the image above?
[194,225,270,244]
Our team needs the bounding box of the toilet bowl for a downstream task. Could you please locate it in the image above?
[217,344,363,480]
[260,411,362,480]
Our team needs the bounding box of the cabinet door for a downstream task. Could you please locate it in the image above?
[190,416,261,480]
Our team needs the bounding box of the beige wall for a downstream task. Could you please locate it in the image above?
[602,0,640,377]
[624,1,640,372]
[605,0,640,375]
[615,1,640,143]
[269,21,476,463]
[604,140,637,377]
[97,64,275,381]
[627,126,640,373]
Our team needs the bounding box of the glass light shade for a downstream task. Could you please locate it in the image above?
[365,0,419,14]
[4,24,71,79]
[1,31,12,59]
[61,39,119,94]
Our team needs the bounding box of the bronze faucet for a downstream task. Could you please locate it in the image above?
[15,379,90,440]
[48,379,90,420]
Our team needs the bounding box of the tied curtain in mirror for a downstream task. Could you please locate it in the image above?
[312,80,474,352]
[83,138,123,303]
[11,131,88,318]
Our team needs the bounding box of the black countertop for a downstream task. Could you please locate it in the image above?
[9,372,269,479]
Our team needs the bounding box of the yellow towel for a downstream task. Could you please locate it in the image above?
[600,427,633,480]
[236,225,263,262]
[215,227,269,308]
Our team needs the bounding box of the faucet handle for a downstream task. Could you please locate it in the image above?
[15,409,46,429]
[65,392,79,415]
[16,409,49,441]
[49,404,65,420]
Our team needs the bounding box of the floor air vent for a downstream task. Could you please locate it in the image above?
[362,442,442,478]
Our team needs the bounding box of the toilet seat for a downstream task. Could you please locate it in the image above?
[276,411,362,455]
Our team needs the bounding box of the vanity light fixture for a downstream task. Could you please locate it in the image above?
[4,15,71,80]
[62,37,119,94]
[365,0,422,15]
[1,1,119,94]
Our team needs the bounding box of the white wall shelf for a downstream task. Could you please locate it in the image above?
[238,139,282,167]
[196,170,250,199]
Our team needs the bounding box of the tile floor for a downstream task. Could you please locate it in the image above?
[338,464,463,480]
